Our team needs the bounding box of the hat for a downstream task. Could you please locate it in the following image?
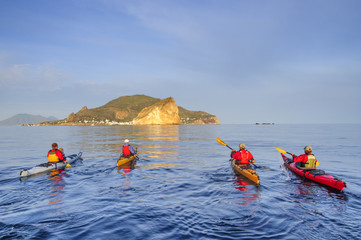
[124,139,129,143]
[304,145,312,153]
[239,143,246,150]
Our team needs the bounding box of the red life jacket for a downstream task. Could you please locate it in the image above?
[232,150,253,164]
[122,145,131,156]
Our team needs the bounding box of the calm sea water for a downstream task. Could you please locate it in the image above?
[0,124,360,239]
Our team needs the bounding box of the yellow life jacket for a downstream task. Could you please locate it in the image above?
[304,154,316,168]
[48,150,60,163]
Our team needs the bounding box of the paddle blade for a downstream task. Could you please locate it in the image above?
[316,162,319,167]
[275,146,287,154]
[66,163,71,168]
[216,138,227,146]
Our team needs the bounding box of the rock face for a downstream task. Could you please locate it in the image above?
[66,112,75,121]
[133,97,181,125]
[79,106,88,112]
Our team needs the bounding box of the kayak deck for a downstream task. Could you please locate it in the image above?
[117,155,137,167]
[231,159,260,185]
[281,153,346,191]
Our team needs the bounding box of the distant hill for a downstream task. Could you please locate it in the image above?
[0,114,58,126]
[37,94,219,125]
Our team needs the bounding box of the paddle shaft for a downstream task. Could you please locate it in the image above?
[224,144,233,151]
[275,146,293,156]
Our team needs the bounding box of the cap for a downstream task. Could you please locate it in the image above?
[304,145,312,153]
[124,139,129,143]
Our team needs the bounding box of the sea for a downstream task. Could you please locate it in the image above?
[0,124,360,240]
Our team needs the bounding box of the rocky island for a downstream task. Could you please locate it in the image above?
[35,95,219,126]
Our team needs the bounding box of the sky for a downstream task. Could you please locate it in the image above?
[0,0,360,124]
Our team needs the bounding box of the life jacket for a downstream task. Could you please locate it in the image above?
[122,145,131,156]
[48,150,60,163]
[304,154,316,168]
[235,150,253,164]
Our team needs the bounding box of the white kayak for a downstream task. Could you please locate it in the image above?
[20,152,82,177]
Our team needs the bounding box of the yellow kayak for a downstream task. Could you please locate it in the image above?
[117,155,136,167]
[231,159,260,185]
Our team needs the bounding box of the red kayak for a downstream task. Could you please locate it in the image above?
[281,153,346,191]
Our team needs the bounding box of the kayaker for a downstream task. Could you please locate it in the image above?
[231,143,254,167]
[291,145,318,168]
[48,143,68,164]
[122,139,137,158]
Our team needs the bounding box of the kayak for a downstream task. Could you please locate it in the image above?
[281,153,346,191]
[20,152,82,177]
[231,159,260,185]
[117,155,137,167]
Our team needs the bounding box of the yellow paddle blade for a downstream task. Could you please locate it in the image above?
[216,138,227,146]
[275,146,287,154]
[316,162,319,167]
[66,163,71,168]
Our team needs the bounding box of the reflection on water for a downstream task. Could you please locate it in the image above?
[141,145,180,159]
[287,178,347,216]
[233,176,260,206]
[137,125,180,160]
[69,125,181,160]
[47,169,66,205]
[135,125,180,141]
[117,159,137,174]
[139,163,180,170]
[116,161,136,190]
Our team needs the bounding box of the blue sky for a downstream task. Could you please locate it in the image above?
[0,0,360,124]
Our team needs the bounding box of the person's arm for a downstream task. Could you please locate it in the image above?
[293,154,306,163]
[56,150,66,161]
[232,151,241,159]
[129,145,136,155]
[249,152,254,163]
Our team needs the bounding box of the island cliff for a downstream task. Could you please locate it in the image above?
[36,95,219,125]
[133,97,181,125]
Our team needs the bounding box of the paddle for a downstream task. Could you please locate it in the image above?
[216,138,258,168]
[275,146,319,166]
[274,146,293,155]
[216,137,233,151]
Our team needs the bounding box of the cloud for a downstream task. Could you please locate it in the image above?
[0,56,65,91]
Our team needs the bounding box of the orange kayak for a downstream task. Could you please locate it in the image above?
[231,159,260,185]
